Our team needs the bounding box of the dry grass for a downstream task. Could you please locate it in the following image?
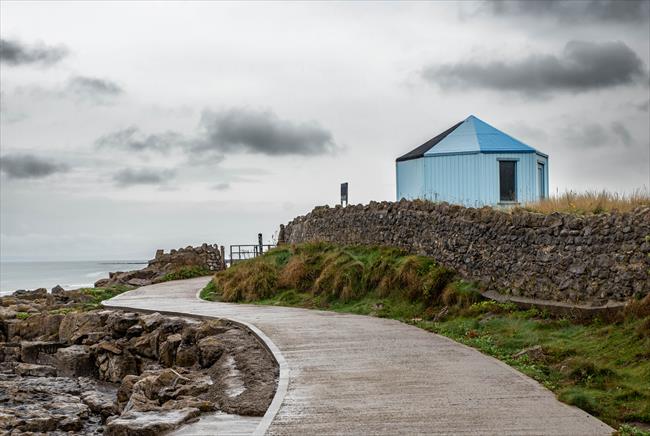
[523,189,650,215]
[208,243,457,305]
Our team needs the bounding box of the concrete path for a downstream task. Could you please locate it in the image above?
[104,277,613,436]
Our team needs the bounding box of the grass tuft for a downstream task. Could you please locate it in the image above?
[523,189,650,215]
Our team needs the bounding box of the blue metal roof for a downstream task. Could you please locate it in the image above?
[397,115,546,161]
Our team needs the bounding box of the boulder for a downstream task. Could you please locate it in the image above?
[51,285,65,295]
[15,362,57,377]
[81,390,120,419]
[98,350,138,383]
[20,341,66,364]
[94,278,111,288]
[105,408,200,436]
[197,336,224,368]
[175,344,197,367]
[140,313,164,332]
[107,312,140,337]
[59,311,110,344]
[159,333,182,367]
[56,345,96,378]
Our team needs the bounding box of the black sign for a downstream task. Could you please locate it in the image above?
[340,182,348,206]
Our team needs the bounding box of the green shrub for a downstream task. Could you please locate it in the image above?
[15,312,30,320]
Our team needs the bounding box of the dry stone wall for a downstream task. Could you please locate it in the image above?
[279,200,650,304]
[95,244,225,288]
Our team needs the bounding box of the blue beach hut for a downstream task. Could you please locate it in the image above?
[396,115,549,207]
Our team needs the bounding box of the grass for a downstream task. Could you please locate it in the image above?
[523,189,650,215]
[203,243,650,432]
[15,312,31,320]
[77,284,134,310]
[159,266,212,282]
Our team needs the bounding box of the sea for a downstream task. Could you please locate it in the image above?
[0,260,148,296]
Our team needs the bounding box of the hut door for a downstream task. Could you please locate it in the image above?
[537,163,545,199]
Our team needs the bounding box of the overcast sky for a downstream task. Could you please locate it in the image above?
[1,1,649,261]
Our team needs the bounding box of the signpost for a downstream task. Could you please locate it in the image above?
[340,182,348,207]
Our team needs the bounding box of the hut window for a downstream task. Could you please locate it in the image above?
[499,160,516,202]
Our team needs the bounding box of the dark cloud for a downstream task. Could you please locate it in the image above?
[112,168,175,187]
[611,122,634,146]
[0,154,69,179]
[66,76,123,100]
[95,126,183,153]
[0,38,68,66]
[485,0,650,25]
[194,108,336,156]
[422,41,647,96]
[95,108,336,159]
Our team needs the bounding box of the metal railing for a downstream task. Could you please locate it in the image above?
[229,244,276,265]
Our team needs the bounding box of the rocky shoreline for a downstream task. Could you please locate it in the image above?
[0,286,278,435]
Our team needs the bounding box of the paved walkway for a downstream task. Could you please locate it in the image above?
[104,277,613,435]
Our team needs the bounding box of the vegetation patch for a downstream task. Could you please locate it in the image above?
[522,189,649,215]
[203,243,650,432]
[78,285,134,310]
[160,266,212,282]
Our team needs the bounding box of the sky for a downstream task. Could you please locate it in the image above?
[1,0,649,261]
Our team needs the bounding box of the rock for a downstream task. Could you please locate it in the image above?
[105,408,201,436]
[126,324,144,338]
[127,278,151,287]
[107,312,140,337]
[159,333,182,367]
[56,345,96,377]
[175,344,197,367]
[140,313,164,332]
[12,288,47,300]
[197,336,224,368]
[117,374,141,409]
[513,345,545,361]
[195,319,230,340]
[131,331,160,359]
[59,311,110,344]
[98,341,123,355]
[15,362,57,377]
[162,396,214,412]
[95,278,111,288]
[98,350,138,383]
[20,341,66,363]
[4,313,63,341]
[51,285,65,295]
[81,390,120,419]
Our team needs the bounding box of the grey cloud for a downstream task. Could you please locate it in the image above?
[96,126,183,153]
[0,154,69,179]
[112,168,175,187]
[0,38,68,66]
[212,182,230,191]
[563,121,636,148]
[563,123,610,148]
[66,76,123,101]
[636,100,650,112]
[194,108,336,156]
[611,122,634,146]
[422,41,647,96]
[485,0,650,25]
[95,108,336,159]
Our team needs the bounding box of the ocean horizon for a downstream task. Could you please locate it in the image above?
[0,260,147,296]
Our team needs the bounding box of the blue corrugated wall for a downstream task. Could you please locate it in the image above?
[396,152,549,207]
